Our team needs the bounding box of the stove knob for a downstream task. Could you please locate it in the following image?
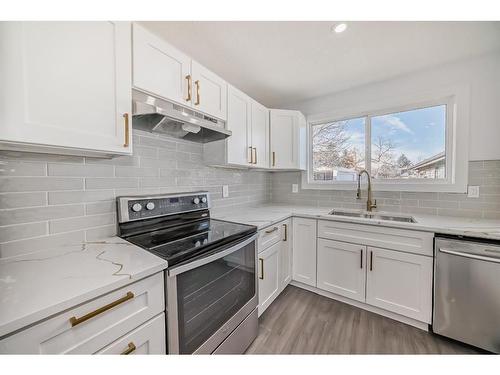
[131,203,142,212]
[201,197,207,204]
[193,197,200,205]
[146,202,155,210]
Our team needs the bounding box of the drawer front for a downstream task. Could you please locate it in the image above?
[317,220,433,256]
[96,313,166,354]
[0,272,164,354]
[258,223,283,253]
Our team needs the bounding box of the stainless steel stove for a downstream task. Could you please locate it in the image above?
[117,191,258,354]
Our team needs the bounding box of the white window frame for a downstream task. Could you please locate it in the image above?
[302,84,470,193]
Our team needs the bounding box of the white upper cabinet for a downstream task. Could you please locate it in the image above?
[226,86,252,165]
[191,60,227,120]
[132,23,190,106]
[0,21,132,156]
[270,109,307,170]
[250,100,270,168]
[132,24,227,121]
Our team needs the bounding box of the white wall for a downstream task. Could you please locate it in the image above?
[284,52,500,161]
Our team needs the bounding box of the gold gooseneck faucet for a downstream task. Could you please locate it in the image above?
[356,169,377,212]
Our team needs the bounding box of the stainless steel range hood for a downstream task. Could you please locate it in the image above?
[132,90,231,143]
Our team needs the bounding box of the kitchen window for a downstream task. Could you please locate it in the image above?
[304,91,469,193]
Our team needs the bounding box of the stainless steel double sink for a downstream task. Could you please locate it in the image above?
[328,209,417,223]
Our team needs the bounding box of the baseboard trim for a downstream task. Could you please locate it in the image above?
[290,280,430,331]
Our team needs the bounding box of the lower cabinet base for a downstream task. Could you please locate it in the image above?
[290,281,429,332]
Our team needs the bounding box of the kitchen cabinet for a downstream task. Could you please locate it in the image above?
[292,218,317,287]
[225,85,252,166]
[0,273,165,354]
[317,239,366,302]
[133,24,227,121]
[366,247,433,323]
[250,100,270,168]
[279,220,292,291]
[132,23,191,107]
[0,21,132,157]
[258,241,280,317]
[270,109,307,170]
[205,84,269,168]
[191,60,227,121]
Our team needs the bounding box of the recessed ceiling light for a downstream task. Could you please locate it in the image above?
[332,23,347,33]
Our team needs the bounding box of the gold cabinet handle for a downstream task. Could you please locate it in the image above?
[253,147,257,164]
[370,251,373,271]
[283,224,288,241]
[123,113,130,147]
[185,75,192,102]
[265,226,278,234]
[121,342,136,355]
[69,291,134,327]
[259,258,264,280]
[194,80,200,105]
[248,146,254,164]
[360,249,363,269]
[272,151,276,167]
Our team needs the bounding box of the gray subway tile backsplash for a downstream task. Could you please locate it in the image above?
[0,129,499,259]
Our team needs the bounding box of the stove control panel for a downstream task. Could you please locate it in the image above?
[117,191,210,223]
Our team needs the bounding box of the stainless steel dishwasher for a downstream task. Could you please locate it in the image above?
[434,236,500,353]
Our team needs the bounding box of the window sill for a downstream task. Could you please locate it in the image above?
[300,172,468,193]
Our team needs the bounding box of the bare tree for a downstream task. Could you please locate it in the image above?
[372,136,397,178]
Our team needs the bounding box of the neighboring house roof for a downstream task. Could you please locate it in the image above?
[408,151,445,170]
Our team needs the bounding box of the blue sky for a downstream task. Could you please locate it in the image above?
[337,105,446,164]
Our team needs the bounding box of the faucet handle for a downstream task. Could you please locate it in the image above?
[373,199,377,208]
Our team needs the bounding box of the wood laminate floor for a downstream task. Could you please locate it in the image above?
[246,285,482,354]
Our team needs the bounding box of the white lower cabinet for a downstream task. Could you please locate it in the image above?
[279,220,292,291]
[366,247,433,323]
[258,241,280,316]
[317,239,366,302]
[0,273,165,354]
[97,313,166,354]
[292,218,317,287]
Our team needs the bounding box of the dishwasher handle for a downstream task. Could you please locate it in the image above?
[439,247,500,264]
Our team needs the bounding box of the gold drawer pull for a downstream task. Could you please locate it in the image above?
[253,147,257,164]
[272,151,276,167]
[121,342,136,355]
[123,113,130,147]
[194,80,200,105]
[69,291,134,327]
[185,74,192,102]
[265,226,278,234]
[259,258,264,280]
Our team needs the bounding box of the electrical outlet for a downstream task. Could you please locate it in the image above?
[467,185,480,198]
[222,185,229,198]
[292,184,299,193]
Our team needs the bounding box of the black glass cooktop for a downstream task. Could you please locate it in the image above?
[125,218,256,267]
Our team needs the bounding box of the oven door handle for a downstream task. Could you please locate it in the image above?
[168,233,258,276]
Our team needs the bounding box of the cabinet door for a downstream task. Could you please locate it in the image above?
[0,21,132,155]
[366,247,433,323]
[317,239,366,302]
[279,220,292,291]
[251,100,270,168]
[292,218,317,287]
[270,109,299,169]
[96,313,166,354]
[191,60,227,120]
[258,241,280,316]
[226,85,251,166]
[132,23,191,106]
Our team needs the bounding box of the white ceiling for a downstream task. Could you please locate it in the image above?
[140,21,500,108]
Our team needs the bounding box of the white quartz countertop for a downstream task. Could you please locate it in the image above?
[213,204,500,240]
[0,237,167,338]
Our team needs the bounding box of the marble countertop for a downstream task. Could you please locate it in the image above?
[0,237,167,338]
[214,204,500,240]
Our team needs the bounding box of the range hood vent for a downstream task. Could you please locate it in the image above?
[132,90,231,143]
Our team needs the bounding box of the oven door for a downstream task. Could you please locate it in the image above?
[166,233,258,354]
